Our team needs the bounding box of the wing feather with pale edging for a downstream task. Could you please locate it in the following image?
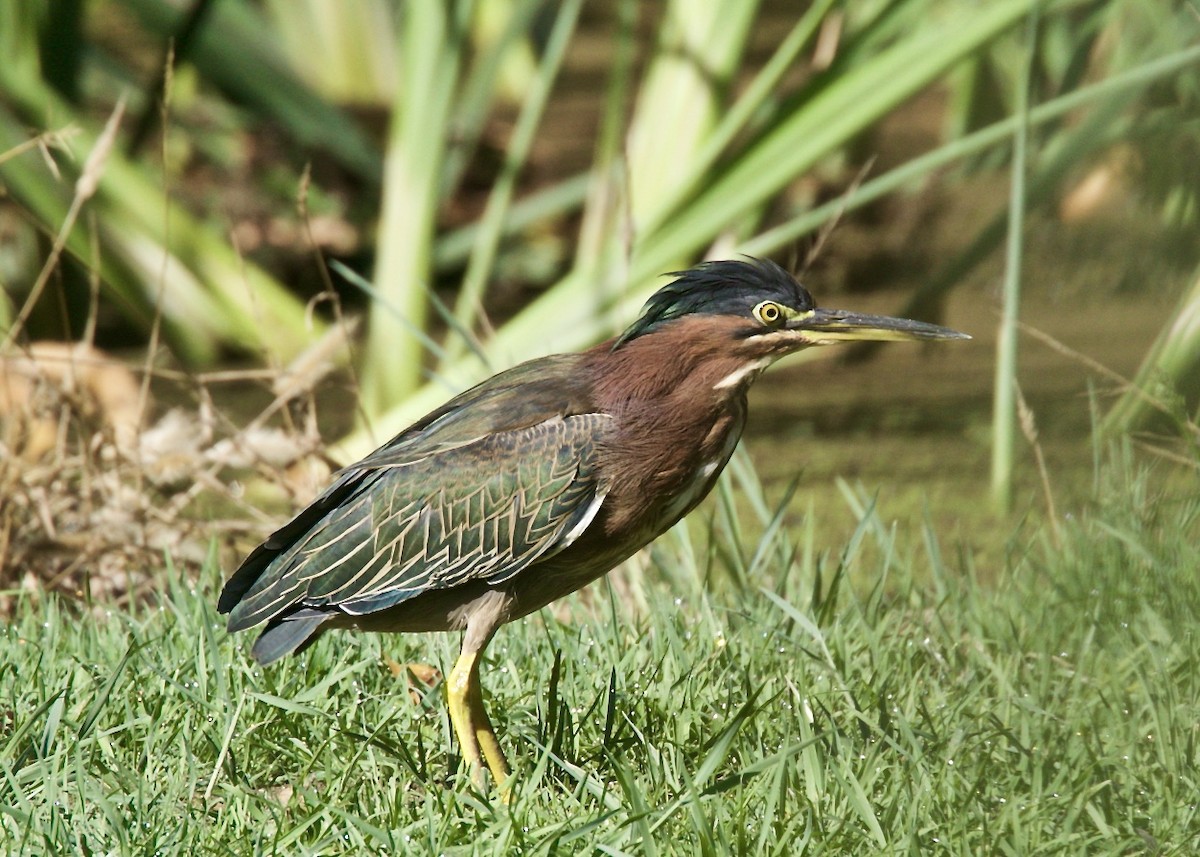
[223,412,610,633]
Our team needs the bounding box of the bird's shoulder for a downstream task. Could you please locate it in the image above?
[357,352,602,469]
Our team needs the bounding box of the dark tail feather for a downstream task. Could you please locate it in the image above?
[218,467,376,616]
[218,543,276,615]
[250,615,330,665]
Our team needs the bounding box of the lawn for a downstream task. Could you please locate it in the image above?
[3,450,1196,855]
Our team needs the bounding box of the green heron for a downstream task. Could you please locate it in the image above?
[218,258,967,790]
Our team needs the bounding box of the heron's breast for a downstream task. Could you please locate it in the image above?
[658,423,742,524]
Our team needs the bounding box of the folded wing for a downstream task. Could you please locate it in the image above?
[221,413,611,637]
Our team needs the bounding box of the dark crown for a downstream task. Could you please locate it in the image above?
[615,257,815,348]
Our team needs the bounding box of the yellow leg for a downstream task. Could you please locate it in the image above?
[447,648,511,794]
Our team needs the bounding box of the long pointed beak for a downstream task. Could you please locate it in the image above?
[786,308,970,343]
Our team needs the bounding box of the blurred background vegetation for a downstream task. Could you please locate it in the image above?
[1,0,1198,586]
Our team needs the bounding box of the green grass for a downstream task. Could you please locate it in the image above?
[3,451,1198,855]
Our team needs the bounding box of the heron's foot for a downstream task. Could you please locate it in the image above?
[447,650,512,799]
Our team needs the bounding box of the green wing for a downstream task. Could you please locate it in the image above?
[224,412,610,633]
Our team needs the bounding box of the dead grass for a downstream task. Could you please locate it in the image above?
[0,339,334,614]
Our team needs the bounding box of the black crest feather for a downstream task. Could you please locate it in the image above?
[615,257,814,348]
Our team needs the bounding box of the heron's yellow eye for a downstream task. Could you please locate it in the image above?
[753,300,785,326]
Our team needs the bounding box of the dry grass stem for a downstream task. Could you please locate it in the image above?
[2,101,125,352]
[1015,382,1061,546]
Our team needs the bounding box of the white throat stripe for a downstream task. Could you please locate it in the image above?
[713,358,771,390]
